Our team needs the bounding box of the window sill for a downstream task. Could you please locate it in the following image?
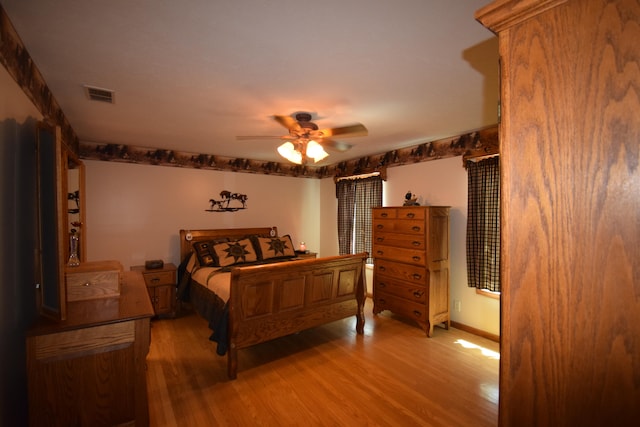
[476,288,500,299]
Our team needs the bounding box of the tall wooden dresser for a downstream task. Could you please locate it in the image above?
[372,206,450,336]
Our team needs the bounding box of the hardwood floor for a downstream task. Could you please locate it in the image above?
[146,299,499,426]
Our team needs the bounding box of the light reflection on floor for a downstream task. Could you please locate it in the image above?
[455,338,500,359]
[455,338,500,404]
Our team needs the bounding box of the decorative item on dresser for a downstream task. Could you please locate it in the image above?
[131,262,177,317]
[372,206,451,337]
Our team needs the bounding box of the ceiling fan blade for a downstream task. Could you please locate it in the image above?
[321,138,352,152]
[319,123,368,138]
[273,115,301,132]
[236,135,294,140]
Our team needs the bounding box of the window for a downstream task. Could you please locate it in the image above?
[336,175,383,264]
[466,156,500,293]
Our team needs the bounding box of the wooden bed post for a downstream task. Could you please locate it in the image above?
[227,345,238,380]
[227,268,240,380]
[355,260,366,335]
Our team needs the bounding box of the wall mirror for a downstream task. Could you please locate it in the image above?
[36,121,86,321]
[36,121,66,320]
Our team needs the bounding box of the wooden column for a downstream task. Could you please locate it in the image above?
[476,0,640,425]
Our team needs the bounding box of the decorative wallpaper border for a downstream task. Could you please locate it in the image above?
[0,6,79,152]
[79,126,498,179]
[2,4,498,179]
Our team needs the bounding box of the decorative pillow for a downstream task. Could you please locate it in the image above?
[213,238,258,267]
[256,235,296,260]
[192,240,220,267]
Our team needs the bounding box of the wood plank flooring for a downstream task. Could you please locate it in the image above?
[146,299,499,426]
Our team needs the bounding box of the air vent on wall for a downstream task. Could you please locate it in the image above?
[83,85,115,103]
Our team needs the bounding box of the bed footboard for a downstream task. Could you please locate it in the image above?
[227,252,368,379]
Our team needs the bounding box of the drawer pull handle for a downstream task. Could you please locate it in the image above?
[412,274,422,280]
[413,310,422,318]
[379,299,386,304]
[378,282,386,288]
[381,213,388,218]
[412,226,421,232]
[412,241,420,247]
[83,282,91,287]
[377,250,384,255]
[379,266,386,272]
[376,224,384,230]
[412,256,421,262]
[376,237,384,242]
[413,290,424,298]
[151,278,160,284]
[407,213,415,218]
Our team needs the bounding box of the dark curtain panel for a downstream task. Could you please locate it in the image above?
[466,157,501,292]
[336,179,356,255]
[336,175,382,263]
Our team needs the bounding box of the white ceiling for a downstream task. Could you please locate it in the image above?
[2,0,499,165]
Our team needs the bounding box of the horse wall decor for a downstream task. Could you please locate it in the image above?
[206,190,248,212]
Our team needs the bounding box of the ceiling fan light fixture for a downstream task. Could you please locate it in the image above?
[238,111,365,164]
[277,141,302,164]
[306,140,328,162]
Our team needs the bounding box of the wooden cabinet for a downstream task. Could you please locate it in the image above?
[131,263,177,317]
[476,0,640,424]
[372,206,450,337]
[26,271,154,427]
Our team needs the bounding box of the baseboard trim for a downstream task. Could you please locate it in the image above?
[450,320,500,343]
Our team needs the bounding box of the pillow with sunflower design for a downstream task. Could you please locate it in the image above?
[213,238,258,267]
[256,235,296,260]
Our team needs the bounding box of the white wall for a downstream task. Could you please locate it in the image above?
[384,157,499,336]
[319,177,340,256]
[84,155,499,336]
[84,160,321,269]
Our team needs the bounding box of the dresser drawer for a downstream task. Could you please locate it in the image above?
[66,260,123,301]
[396,207,425,220]
[374,219,425,235]
[142,270,175,287]
[373,244,426,265]
[374,259,427,284]
[373,231,425,250]
[373,209,397,219]
[374,291,427,322]
[374,276,427,303]
[373,207,426,220]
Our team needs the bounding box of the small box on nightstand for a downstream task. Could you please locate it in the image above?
[294,251,317,260]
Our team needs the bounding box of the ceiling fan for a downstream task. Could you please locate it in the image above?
[236,112,368,164]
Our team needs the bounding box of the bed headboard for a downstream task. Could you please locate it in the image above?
[179,227,278,263]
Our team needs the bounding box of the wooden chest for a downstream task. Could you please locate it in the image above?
[65,260,123,301]
[372,206,450,336]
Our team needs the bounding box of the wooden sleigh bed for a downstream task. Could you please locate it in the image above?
[177,227,367,379]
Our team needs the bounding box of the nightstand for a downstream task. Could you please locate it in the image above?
[131,263,177,317]
[295,251,317,260]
